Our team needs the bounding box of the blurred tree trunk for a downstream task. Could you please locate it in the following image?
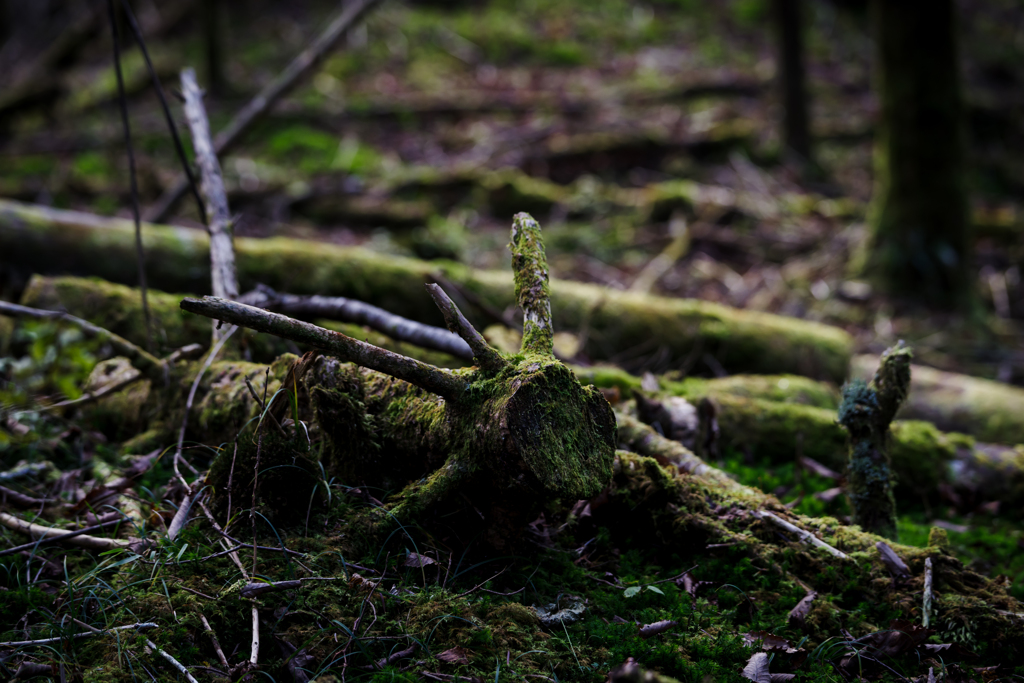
[772,0,811,162]
[204,0,227,95]
[861,0,971,306]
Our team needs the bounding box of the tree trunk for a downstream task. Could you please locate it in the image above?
[861,0,971,306]
[0,198,853,382]
[772,0,811,162]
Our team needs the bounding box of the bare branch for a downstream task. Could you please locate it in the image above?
[243,285,473,361]
[0,513,131,554]
[0,300,163,377]
[0,622,157,648]
[180,296,465,400]
[148,0,383,221]
[510,213,553,356]
[425,283,508,372]
[181,66,238,347]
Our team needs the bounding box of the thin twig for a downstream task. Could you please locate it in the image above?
[180,297,464,400]
[0,514,130,555]
[244,375,286,436]
[40,369,142,413]
[106,0,153,352]
[425,283,507,372]
[167,326,237,540]
[243,285,474,361]
[752,510,850,560]
[0,484,51,508]
[0,301,162,377]
[117,0,206,224]
[0,622,157,647]
[200,614,230,669]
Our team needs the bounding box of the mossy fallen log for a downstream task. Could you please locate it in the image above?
[17,273,1024,513]
[0,198,853,381]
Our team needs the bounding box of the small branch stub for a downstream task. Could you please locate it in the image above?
[510,212,554,356]
[425,283,508,372]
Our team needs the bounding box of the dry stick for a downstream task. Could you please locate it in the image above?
[181,68,238,311]
[243,285,474,361]
[923,557,934,628]
[148,0,383,221]
[0,622,158,648]
[0,513,130,554]
[199,614,230,670]
[0,484,51,508]
[117,0,206,224]
[41,369,142,413]
[106,0,153,352]
[75,618,200,683]
[0,301,162,377]
[39,343,202,414]
[166,326,237,541]
[180,297,465,400]
[752,510,850,561]
[425,284,507,372]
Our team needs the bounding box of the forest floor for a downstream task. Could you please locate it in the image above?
[1,0,1024,681]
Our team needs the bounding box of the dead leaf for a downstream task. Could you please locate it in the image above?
[787,590,817,626]
[876,541,910,577]
[404,552,437,568]
[742,631,795,652]
[638,620,678,638]
[437,646,470,665]
[741,652,795,682]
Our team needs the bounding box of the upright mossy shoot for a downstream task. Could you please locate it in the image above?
[838,341,912,540]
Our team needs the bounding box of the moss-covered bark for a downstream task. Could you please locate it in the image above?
[861,0,971,305]
[838,343,912,539]
[0,198,853,381]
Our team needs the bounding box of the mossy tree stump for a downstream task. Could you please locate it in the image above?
[182,213,616,547]
[838,341,912,540]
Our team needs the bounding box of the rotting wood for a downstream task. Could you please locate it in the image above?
[0,198,853,382]
[186,213,617,548]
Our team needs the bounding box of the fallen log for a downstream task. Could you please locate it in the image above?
[0,198,853,381]
[16,273,1024,512]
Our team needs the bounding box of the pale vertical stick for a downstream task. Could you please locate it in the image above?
[181,67,238,344]
[923,556,933,628]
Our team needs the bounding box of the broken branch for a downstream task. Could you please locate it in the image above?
[180,296,465,400]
